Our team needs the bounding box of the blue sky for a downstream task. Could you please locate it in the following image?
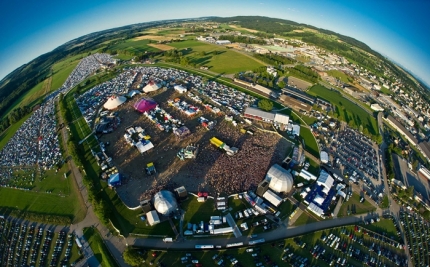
[1,0,429,86]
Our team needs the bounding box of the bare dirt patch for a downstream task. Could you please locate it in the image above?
[133,35,174,41]
[147,43,175,51]
[230,25,259,33]
[101,89,292,207]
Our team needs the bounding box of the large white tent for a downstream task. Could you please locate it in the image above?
[153,190,178,215]
[143,81,160,93]
[320,151,329,164]
[316,170,334,191]
[266,164,294,193]
[103,96,127,110]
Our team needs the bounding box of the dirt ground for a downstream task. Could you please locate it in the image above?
[147,43,175,51]
[230,25,259,33]
[133,35,177,41]
[100,89,292,207]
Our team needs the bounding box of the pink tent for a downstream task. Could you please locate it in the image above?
[134,98,157,113]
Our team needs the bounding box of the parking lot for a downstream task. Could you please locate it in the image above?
[315,126,384,205]
[399,210,430,266]
[0,218,81,267]
[138,218,407,267]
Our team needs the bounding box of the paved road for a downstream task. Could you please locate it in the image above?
[130,211,382,249]
[377,112,413,267]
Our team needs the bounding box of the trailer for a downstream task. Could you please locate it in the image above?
[210,137,238,156]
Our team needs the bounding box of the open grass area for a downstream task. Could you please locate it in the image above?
[293,212,319,226]
[326,70,352,83]
[380,86,393,95]
[300,126,320,158]
[110,39,160,54]
[168,40,265,74]
[338,192,376,217]
[83,227,119,267]
[0,113,32,150]
[308,85,378,135]
[361,218,400,242]
[181,196,221,227]
[50,60,80,91]
[0,180,84,222]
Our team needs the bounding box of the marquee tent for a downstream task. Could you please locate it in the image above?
[143,81,160,93]
[103,96,127,110]
[108,173,121,187]
[134,98,157,113]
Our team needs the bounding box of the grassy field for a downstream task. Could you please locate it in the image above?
[0,178,85,222]
[168,40,265,73]
[83,227,119,267]
[338,192,376,217]
[293,212,319,226]
[308,85,378,135]
[181,196,221,227]
[50,60,80,91]
[361,218,400,242]
[110,39,160,54]
[0,113,32,150]
[326,70,351,83]
[300,126,320,158]
[380,86,393,95]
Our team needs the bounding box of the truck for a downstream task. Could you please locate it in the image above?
[163,237,173,242]
[210,137,239,156]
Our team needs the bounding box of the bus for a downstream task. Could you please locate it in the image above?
[226,242,243,248]
[195,245,214,249]
[248,238,265,245]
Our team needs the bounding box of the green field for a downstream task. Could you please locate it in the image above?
[0,175,85,222]
[83,227,119,267]
[110,39,160,54]
[50,60,80,91]
[0,113,32,150]
[168,40,265,73]
[361,218,400,242]
[338,192,376,217]
[293,212,319,226]
[326,70,351,83]
[308,85,378,135]
[300,126,320,157]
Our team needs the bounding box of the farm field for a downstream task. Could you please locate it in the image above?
[308,85,378,135]
[109,39,160,54]
[168,40,265,73]
[0,113,32,150]
[50,60,81,91]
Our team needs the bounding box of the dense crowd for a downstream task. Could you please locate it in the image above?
[0,54,114,172]
[168,123,288,196]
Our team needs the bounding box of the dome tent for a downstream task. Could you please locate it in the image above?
[266,164,293,193]
[134,98,157,113]
[153,190,178,215]
[103,95,127,110]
